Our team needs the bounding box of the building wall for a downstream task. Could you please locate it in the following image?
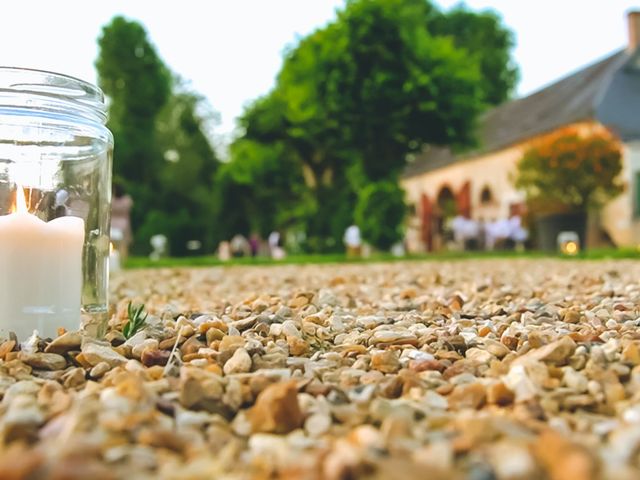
[401,121,634,252]
[625,141,640,246]
[599,141,637,246]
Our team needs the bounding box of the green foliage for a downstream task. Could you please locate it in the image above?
[96,16,171,185]
[514,127,624,213]
[428,6,519,105]
[355,181,408,250]
[96,18,221,256]
[122,302,148,339]
[222,0,518,253]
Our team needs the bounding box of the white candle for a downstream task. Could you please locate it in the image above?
[0,185,85,339]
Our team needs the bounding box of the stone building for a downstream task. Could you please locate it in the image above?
[401,11,640,252]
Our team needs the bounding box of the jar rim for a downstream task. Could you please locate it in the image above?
[0,66,107,123]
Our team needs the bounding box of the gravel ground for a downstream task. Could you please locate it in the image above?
[1,259,640,479]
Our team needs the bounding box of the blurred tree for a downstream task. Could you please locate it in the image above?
[355,181,408,250]
[515,127,623,212]
[97,18,221,256]
[140,83,221,256]
[223,0,518,253]
[96,16,171,184]
[279,0,484,182]
[428,6,519,105]
[96,16,171,251]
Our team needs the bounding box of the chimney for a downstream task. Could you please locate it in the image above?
[629,10,640,52]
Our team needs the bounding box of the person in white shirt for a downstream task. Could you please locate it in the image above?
[343,224,362,258]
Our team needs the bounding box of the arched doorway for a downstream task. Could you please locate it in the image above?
[433,186,456,250]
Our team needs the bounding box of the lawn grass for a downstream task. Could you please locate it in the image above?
[123,247,640,269]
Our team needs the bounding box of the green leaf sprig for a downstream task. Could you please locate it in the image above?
[122,302,148,339]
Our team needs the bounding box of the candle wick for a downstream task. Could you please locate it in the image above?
[15,183,28,214]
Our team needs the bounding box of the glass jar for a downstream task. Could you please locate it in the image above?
[0,67,113,340]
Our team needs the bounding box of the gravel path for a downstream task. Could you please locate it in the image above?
[2,259,640,479]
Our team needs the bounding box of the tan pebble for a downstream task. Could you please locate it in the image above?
[409,359,446,373]
[561,309,582,324]
[146,365,165,380]
[74,352,92,369]
[82,343,128,368]
[219,335,245,353]
[112,345,129,357]
[0,340,16,360]
[305,412,332,437]
[159,336,183,350]
[604,379,626,405]
[466,347,494,364]
[182,353,204,362]
[288,296,310,309]
[179,367,226,412]
[5,351,20,362]
[483,339,511,359]
[515,336,577,366]
[487,381,515,406]
[448,382,486,410]
[478,326,491,337]
[223,348,252,375]
[371,350,401,374]
[399,288,417,299]
[206,364,223,375]
[207,319,228,332]
[247,381,303,433]
[449,295,464,312]
[533,429,596,480]
[287,336,309,356]
[360,370,384,384]
[90,362,111,378]
[180,336,205,356]
[527,331,548,349]
[502,336,519,351]
[622,342,640,366]
[205,328,225,344]
[189,358,209,367]
[179,325,195,338]
[44,331,83,355]
[0,443,45,478]
[19,352,67,371]
[62,367,87,389]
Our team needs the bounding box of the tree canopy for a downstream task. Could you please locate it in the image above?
[224,0,518,251]
[96,17,221,255]
[515,127,623,212]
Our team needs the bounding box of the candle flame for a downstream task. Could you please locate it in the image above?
[15,183,28,214]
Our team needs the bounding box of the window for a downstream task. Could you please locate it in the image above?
[480,186,494,205]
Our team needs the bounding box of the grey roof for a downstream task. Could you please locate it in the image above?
[403,48,639,179]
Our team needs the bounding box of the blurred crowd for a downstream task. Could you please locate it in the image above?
[217,230,287,261]
[447,214,529,251]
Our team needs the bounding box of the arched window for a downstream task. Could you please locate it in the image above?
[480,186,494,205]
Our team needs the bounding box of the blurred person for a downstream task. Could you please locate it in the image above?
[268,230,286,259]
[451,215,480,251]
[249,232,261,258]
[217,240,231,261]
[230,233,250,258]
[343,224,362,258]
[111,182,133,260]
[508,214,529,251]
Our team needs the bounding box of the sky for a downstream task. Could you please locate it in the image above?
[1,1,638,149]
